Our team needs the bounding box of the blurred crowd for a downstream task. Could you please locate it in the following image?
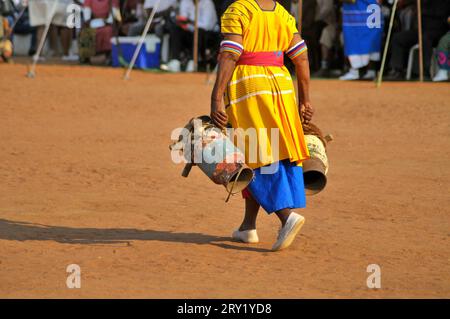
[1,0,449,81]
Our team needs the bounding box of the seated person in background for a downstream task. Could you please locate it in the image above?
[82,0,121,64]
[165,0,218,72]
[126,0,176,37]
[339,0,384,81]
[385,0,450,80]
[432,18,450,82]
[11,3,38,56]
[28,0,78,61]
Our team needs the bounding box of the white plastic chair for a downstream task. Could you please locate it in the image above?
[406,44,419,80]
[406,44,438,80]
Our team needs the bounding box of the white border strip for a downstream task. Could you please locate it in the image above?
[228,73,287,86]
[229,90,294,105]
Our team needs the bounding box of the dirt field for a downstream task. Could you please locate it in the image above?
[0,63,449,298]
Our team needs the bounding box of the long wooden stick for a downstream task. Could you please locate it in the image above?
[376,0,399,88]
[193,0,199,72]
[297,0,303,34]
[123,0,161,80]
[27,0,59,78]
[417,0,424,82]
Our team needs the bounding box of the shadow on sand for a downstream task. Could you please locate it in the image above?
[0,218,271,252]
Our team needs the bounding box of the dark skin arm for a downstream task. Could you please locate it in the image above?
[210,35,242,129]
[290,33,314,124]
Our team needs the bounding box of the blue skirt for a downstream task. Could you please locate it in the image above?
[247,160,306,214]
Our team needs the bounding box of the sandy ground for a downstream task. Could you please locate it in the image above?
[0,63,449,298]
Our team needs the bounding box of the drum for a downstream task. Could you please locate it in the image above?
[170,116,254,199]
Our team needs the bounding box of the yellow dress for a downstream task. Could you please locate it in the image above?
[221,0,309,169]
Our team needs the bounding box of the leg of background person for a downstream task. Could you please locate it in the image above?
[60,27,72,56]
[239,195,260,231]
[389,30,417,72]
[35,25,45,53]
[13,19,38,55]
[314,44,332,77]
[168,25,183,60]
[30,27,37,55]
[177,28,194,61]
[321,45,330,66]
[317,23,336,74]
[49,25,58,55]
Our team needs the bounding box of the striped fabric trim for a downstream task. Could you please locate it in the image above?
[286,40,307,60]
[228,73,289,86]
[229,90,294,105]
[220,40,244,57]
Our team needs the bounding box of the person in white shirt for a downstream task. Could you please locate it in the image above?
[166,0,218,72]
[127,0,177,36]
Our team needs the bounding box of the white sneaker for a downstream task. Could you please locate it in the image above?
[166,59,181,72]
[232,229,259,243]
[339,69,359,81]
[362,69,376,80]
[272,213,305,251]
[186,59,195,72]
[62,54,79,62]
[432,69,449,82]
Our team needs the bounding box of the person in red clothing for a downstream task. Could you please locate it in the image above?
[83,0,121,56]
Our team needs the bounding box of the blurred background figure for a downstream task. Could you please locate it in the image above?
[300,0,337,77]
[433,21,450,82]
[385,0,450,80]
[82,0,121,64]
[10,0,38,57]
[118,0,143,36]
[125,0,176,37]
[165,0,218,72]
[340,0,384,81]
[28,0,78,61]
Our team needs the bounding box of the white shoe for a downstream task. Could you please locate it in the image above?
[339,69,359,81]
[432,69,449,82]
[272,213,305,251]
[362,70,376,80]
[62,54,79,62]
[186,59,195,72]
[166,59,181,72]
[232,229,259,243]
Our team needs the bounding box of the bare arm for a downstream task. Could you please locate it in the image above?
[290,34,314,124]
[210,35,242,129]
